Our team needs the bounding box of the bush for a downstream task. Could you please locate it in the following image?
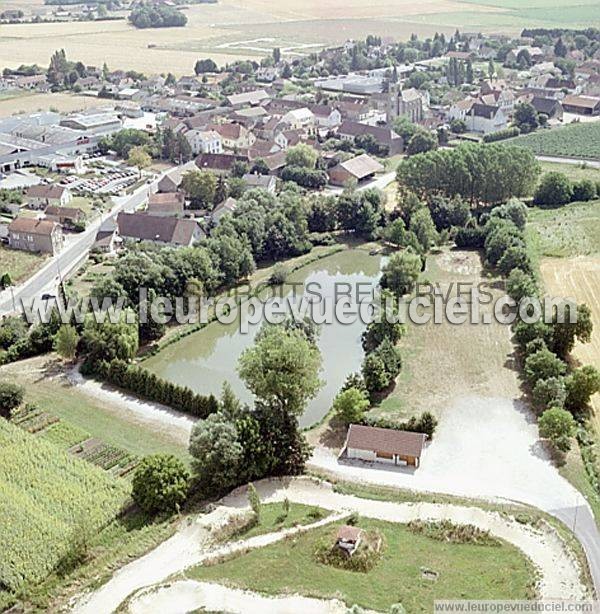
[269,263,289,286]
[363,411,438,439]
[333,387,370,425]
[483,127,520,143]
[524,348,566,384]
[572,179,597,202]
[533,172,573,207]
[0,382,25,418]
[454,226,485,248]
[506,269,538,303]
[407,519,500,545]
[532,377,567,410]
[131,454,190,514]
[538,407,576,453]
[315,527,385,573]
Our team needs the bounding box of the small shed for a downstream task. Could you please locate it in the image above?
[336,525,363,555]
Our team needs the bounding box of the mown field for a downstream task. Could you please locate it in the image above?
[0,0,595,75]
[0,419,129,608]
[188,515,535,612]
[0,244,47,284]
[506,122,600,161]
[368,248,516,421]
[0,91,105,118]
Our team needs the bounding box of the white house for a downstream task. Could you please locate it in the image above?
[25,184,72,209]
[280,108,315,132]
[465,103,507,134]
[185,130,223,155]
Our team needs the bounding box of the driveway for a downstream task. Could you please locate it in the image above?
[309,394,600,593]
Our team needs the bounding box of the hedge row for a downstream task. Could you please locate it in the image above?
[95,358,219,418]
[483,127,520,143]
[362,411,438,439]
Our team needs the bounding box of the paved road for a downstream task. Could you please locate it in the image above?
[536,155,600,168]
[0,163,194,316]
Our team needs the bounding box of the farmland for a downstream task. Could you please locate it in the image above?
[187,515,535,611]
[527,199,600,258]
[0,91,106,118]
[0,0,597,75]
[505,122,600,161]
[0,419,129,608]
[0,244,47,285]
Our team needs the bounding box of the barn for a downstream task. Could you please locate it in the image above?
[342,424,427,468]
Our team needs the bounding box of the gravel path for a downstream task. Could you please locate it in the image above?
[128,580,357,614]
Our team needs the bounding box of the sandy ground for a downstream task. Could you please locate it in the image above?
[101,477,587,614]
[312,395,584,513]
[67,366,194,447]
[74,502,346,614]
[129,580,362,614]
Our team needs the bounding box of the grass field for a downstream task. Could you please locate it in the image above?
[527,200,600,258]
[368,248,515,421]
[506,122,600,161]
[0,91,106,118]
[0,244,47,284]
[539,162,600,184]
[188,515,535,611]
[0,0,595,75]
[0,356,192,463]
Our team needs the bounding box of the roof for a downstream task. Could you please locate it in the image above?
[336,525,363,543]
[345,424,427,457]
[470,103,500,119]
[242,173,276,189]
[44,205,84,219]
[562,95,600,110]
[209,122,246,139]
[26,184,68,200]
[227,89,270,106]
[117,212,199,245]
[148,192,184,206]
[263,150,287,171]
[196,152,247,171]
[8,217,59,236]
[337,121,401,145]
[531,97,561,115]
[337,154,383,179]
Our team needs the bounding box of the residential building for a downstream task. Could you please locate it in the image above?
[280,108,316,132]
[185,129,223,155]
[116,212,203,247]
[465,103,507,134]
[342,423,428,467]
[242,173,277,194]
[147,192,185,217]
[7,217,63,255]
[530,96,563,120]
[211,196,237,225]
[44,205,85,229]
[328,153,383,186]
[93,217,119,253]
[26,184,72,208]
[337,121,403,155]
[209,123,256,150]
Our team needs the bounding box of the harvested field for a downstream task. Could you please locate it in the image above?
[540,256,600,429]
[0,91,107,118]
[0,0,590,75]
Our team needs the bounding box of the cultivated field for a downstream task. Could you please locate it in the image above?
[506,122,600,161]
[540,257,600,431]
[0,91,108,118]
[0,419,128,608]
[0,0,596,75]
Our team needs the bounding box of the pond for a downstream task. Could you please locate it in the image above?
[144,249,382,427]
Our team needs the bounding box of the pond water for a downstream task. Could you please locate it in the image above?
[144,249,382,427]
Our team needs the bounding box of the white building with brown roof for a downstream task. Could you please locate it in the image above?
[342,424,427,467]
[209,123,256,150]
[8,217,63,255]
[26,184,72,209]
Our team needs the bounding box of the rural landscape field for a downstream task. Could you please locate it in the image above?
[2,0,600,611]
[0,0,599,74]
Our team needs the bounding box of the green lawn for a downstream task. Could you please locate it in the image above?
[188,516,535,612]
[0,244,47,284]
[0,361,192,465]
[233,502,329,541]
[526,199,600,258]
[505,123,600,160]
[539,161,600,184]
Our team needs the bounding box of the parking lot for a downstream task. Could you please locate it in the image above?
[58,155,142,196]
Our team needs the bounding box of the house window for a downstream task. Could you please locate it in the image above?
[12,233,20,240]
